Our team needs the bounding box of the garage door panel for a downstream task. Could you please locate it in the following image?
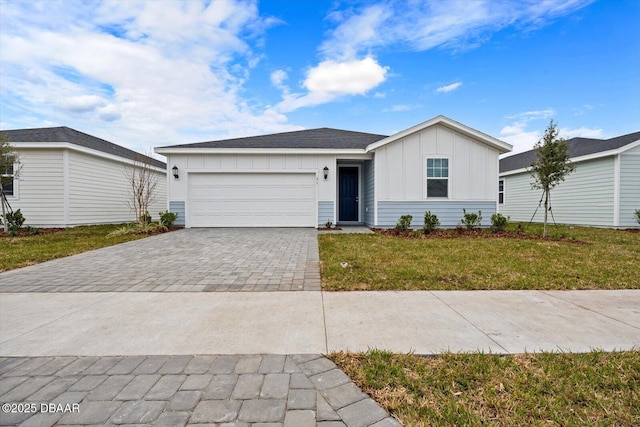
[188,173,316,227]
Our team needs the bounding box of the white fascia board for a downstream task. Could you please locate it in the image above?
[499,143,640,177]
[365,115,513,154]
[13,141,167,173]
[154,147,369,156]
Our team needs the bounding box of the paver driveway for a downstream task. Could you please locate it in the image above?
[0,228,321,292]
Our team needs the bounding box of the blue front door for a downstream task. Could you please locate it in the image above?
[339,167,359,222]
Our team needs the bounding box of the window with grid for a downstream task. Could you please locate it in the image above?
[426,158,448,198]
[1,156,14,197]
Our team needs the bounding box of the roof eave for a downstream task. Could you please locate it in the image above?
[155,147,369,155]
[365,115,513,154]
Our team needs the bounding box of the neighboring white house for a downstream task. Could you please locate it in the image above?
[2,126,167,227]
[155,115,512,228]
[499,131,640,228]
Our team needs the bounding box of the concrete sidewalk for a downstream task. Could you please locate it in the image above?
[1,290,638,356]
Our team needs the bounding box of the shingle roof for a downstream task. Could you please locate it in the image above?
[2,126,166,169]
[158,127,388,150]
[500,131,640,173]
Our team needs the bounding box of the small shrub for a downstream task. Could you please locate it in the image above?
[140,211,152,225]
[423,211,440,234]
[411,229,422,238]
[27,226,40,235]
[325,219,333,229]
[395,215,413,231]
[159,211,178,227]
[461,209,482,230]
[6,209,26,228]
[635,209,640,225]
[490,213,509,233]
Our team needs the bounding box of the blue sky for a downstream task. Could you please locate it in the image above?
[1,0,638,157]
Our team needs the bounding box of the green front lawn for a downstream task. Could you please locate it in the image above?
[331,350,640,426]
[0,224,154,272]
[319,224,640,290]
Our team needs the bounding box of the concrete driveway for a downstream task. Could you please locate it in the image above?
[0,228,321,292]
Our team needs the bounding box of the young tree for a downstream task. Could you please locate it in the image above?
[528,120,576,236]
[125,153,159,224]
[1,133,21,232]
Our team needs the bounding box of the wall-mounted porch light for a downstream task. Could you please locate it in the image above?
[172,165,179,180]
[323,166,329,180]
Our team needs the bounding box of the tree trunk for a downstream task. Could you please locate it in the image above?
[1,191,7,233]
[543,188,549,237]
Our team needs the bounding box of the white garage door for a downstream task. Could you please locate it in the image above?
[188,173,316,227]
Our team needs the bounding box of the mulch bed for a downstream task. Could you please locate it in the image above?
[372,227,588,244]
[0,227,65,238]
[318,227,343,231]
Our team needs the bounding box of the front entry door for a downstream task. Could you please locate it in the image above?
[339,167,359,222]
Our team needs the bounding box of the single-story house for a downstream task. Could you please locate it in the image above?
[155,115,512,228]
[499,131,640,228]
[2,126,167,227]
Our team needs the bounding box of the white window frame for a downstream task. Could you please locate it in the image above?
[1,156,17,199]
[425,156,450,199]
[498,179,505,204]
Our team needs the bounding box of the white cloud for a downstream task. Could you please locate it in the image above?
[383,104,422,113]
[56,95,108,113]
[270,69,288,88]
[320,0,594,56]
[275,57,388,112]
[500,108,603,154]
[0,0,296,154]
[435,82,462,93]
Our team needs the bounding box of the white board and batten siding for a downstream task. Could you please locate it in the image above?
[168,153,336,228]
[374,125,500,227]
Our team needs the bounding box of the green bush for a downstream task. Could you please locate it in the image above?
[6,209,25,228]
[395,215,413,231]
[140,211,152,225]
[159,211,178,227]
[461,209,482,230]
[423,211,440,234]
[635,209,640,225]
[490,213,509,232]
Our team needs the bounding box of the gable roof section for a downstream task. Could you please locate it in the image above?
[3,126,166,169]
[500,131,640,173]
[366,115,512,154]
[157,127,388,150]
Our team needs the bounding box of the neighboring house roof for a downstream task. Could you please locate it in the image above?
[158,127,388,150]
[2,126,166,169]
[156,115,512,155]
[500,131,640,173]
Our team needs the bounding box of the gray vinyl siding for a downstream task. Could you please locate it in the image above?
[8,148,65,226]
[67,150,166,225]
[500,157,615,226]
[363,159,374,226]
[619,154,640,227]
[377,201,496,228]
[169,201,186,226]
[318,201,334,227]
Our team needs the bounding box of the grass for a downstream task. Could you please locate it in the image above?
[0,224,154,272]
[330,350,640,426]
[319,224,640,290]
